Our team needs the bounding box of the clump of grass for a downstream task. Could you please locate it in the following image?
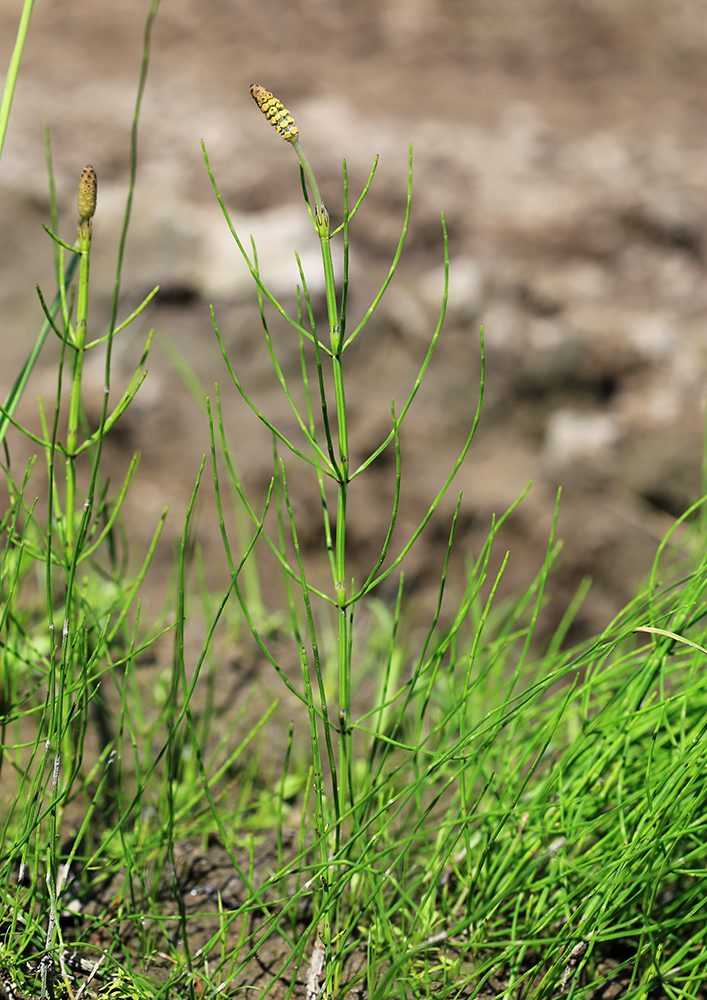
[1,7,707,999]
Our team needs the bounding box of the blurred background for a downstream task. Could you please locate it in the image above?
[1,0,707,640]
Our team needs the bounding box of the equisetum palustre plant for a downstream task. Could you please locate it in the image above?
[199,84,485,993]
[0,152,161,988]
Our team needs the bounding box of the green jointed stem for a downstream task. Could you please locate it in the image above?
[288,143,348,587]
[291,138,353,819]
[291,139,324,223]
[65,169,96,552]
[251,85,354,841]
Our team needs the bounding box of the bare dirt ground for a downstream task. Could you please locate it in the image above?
[2,0,707,635]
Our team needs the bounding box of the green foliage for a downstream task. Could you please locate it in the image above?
[1,6,707,1000]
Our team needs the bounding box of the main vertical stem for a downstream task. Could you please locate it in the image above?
[318,209,352,838]
[64,221,91,555]
[311,182,350,1000]
[294,128,354,836]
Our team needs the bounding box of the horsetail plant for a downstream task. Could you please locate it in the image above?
[0,156,163,976]
[250,81,351,804]
[205,83,485,995]
[65,164,97,554]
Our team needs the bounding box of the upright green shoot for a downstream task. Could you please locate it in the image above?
[206,82,487,991]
